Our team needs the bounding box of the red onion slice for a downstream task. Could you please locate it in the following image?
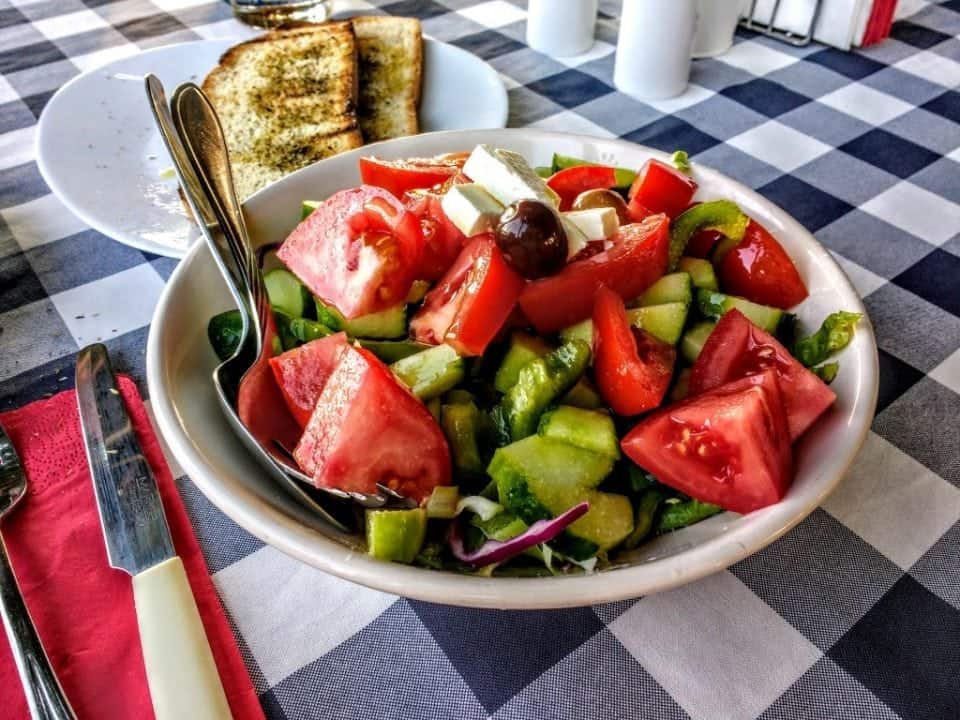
[448,502,590,567]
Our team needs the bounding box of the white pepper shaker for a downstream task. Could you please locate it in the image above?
[527,0,598,58]
[614,0,696,100]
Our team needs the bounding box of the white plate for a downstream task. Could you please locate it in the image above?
[146,129,879,609]
[36,37,508,258]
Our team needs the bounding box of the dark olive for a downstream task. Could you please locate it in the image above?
[494,200,568,279]
[571,188,630,224]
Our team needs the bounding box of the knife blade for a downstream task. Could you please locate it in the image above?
[75,343,232,720]
[76,344,174,575]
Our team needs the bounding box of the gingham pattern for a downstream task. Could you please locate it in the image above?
[1,0,958,718]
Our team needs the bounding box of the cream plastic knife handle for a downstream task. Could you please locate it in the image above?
[132,557,233,720]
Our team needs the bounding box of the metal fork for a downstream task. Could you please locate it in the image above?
[0,425,77,720]
[145,76,414,518]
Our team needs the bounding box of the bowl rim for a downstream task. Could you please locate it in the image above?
[146,128,879,608]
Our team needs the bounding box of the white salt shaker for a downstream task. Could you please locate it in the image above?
[527,0,598,58]
[614,0,696,100]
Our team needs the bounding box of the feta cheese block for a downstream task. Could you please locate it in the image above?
[562,207,620,242]
[560,216,591,260]
[463,144,560,208]
[440,182,504,237]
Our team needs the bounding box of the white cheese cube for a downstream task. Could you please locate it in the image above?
[562,207,620,242]
[463,144,560,208]
[441,183,505,237]
[560,216,591,260]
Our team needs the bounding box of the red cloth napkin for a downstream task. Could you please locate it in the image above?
[0,377,265,720]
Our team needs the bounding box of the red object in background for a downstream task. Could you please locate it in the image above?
[411,236,525,356]
[592,286,675,415]
[518,214,670,333]
[689,309,835,440]
[861,0,897,46]
[277,186,423,319]
[359,156,462,198]
[547,165,618,210]
[0,380,265,720]
[717,220,808,309]
[621,370,793,514]
[627,159,698,218]
[293,345,451,502]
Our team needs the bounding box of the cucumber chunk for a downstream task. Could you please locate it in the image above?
[636,272,693,307]
[287,317,334,344]
[502,340,591,440]
[628,303,689,345]
[494,332,552,393]
[562,377,603,409]
[696,289,783,332]
[538,405,619,459]
[391,344,465,400]
[357,339,430,363]
[677,257,718,290]
[562,304,688,347]
[680,321,716,363]
[489,435,631,551]
[622,489,665,550]
[264,268,310,318]
[365,508,427,563]
[346,304,407,338]
[208,309,243,361]
[441,401,484,474]
[426,486,460,519]
[301,200,321,220]
[472,511,528,541]
[559,319,592,346]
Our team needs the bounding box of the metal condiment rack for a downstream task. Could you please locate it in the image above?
[740,0,825,47]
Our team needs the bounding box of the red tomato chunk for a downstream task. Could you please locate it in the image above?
[359,156,463,198]
[717,220,808,309]
[627,159,697,218]
[277,186,422,319]
[689,309,835,440]
[293,345,451,503]
[518,214,670,333]
[621,370,792,514]
[404,191,467,281]
[411,236,525,356]
[268,332,349,428]
[592,286,675,416]
[547,165,617,211]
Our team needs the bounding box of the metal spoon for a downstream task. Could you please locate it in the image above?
[0,424,77,720]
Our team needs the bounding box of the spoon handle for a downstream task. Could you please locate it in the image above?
[0,534,77,720]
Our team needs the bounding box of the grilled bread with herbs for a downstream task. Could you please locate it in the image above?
[202,21,363,200]
[352,15,422,142]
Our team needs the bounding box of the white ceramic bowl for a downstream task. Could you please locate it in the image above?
[147,129,878,608]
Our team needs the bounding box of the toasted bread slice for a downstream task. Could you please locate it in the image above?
[352,15,422,142]
[202,21,364,200]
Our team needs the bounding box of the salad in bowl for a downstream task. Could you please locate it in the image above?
[204,142,864,578]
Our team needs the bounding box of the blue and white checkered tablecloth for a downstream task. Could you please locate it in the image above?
[1,0,959,718]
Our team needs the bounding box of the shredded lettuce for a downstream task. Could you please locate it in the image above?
[456,495,502,521]
[793,311,862,368]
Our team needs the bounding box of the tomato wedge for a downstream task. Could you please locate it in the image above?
[627,159,697,218]
[717,220,808,309]
[593,286,675,415]
[268,332,349,427]
[625,197,654,224]
[547,165,617,211]
[621,370,792,514]
[689,309,835,440]
[404,191,467,281]
[518,214,670,333]
[277,186,422,318]
[294,344,451,502]
[359,155,465,198]
[410,236,525,356]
